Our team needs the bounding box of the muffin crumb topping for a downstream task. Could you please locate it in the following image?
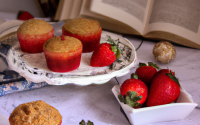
[62,18,101,36]
[44,36,82,53]
[17,19,53,35]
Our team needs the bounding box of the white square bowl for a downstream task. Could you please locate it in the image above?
[112,85,198,125]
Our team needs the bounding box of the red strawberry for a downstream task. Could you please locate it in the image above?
[18,11,34,21]
[135,62,161,85]
[146,69,180,107]
[90,43,116,67]
[118,73,148,108]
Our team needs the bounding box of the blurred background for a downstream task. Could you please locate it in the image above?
[0,0,60,21]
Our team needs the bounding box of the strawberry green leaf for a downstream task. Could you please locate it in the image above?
[111,46,117,53]
[118,91,142,108]
[125,91,141,107]
[79,120,86,125]
[116,47,121,59]
[131,73,138,79]
[125,95,134,107]
[139,62,147,67]
[79,120,94,125]
[166,72,181,88]
[87,121,94,125]
[110,63,116,70]
[128,91,142,102]
[119,65,125,70]
[148,62,161,70]
[107,36,115,45]
[118,94,126,103]
[116,59,123,63]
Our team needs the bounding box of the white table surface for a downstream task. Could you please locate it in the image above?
[0,32,200,125]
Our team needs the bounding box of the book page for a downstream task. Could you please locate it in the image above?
[69,0,83,19]
[144,0,200,48]
[57,0,74,21]
[88,0,151,34]
[54,0,64,21]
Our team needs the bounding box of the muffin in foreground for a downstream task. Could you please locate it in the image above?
[62,18,102,53]
[43,35,82,72]
[9,100,62,125]
[17,19,54,53]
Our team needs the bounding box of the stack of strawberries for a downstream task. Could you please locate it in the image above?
[118,62,181,108]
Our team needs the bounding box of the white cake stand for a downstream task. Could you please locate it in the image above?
[1,20,137,85]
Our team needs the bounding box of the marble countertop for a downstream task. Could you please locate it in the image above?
[0,32,200,125]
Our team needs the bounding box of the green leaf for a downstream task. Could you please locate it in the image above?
[107,36,115,45]
[118,91,142,108]
[110,63,116,70]
[125,91,141,107]
[131,73,138,79]
[139,62,147,67]
[128,91,142,102]
[118,94,126,104]
[116,48,121,59]
[148,62,161,70]
[111,46,117,54]
[128,91,137,100]
[119,65,125,70]
[79,120,86,125]
[116,59,123,63]
[166,72,181,88]
[79,120,94,125]
[125,95,134,107]
[87,120,94,125]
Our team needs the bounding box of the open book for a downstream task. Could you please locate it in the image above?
[54,0,200,49]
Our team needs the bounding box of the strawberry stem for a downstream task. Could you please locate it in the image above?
[131,73,138,79]
[166,72,181,88]
[139,62,147,67]
[148,62,161,70]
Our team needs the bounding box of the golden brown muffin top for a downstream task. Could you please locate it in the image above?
[44,35,82,53]
[9,100,62,125]
[62,18,101,36]
[17,19,53,35]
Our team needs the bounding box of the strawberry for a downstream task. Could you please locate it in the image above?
[90,36,123,67]
[146,69,180,107]
[135,62,161,85]
[18,11,34,21]
[90,43,116,67]
[118,73,148,108]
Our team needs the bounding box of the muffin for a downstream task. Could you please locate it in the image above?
[17,19,54,53]
[9,100,62,125]
[62,18,102,53]
[43,35,82,72]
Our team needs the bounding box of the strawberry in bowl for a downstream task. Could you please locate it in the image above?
[135,62,161,85]
[146,69,180,107]
[118,73,148,108]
